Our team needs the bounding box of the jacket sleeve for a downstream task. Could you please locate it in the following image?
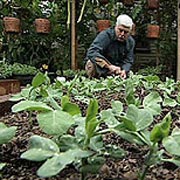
[121,36,135,72]
[86,31,111,68]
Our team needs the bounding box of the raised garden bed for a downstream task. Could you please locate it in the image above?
[0,72,180,180]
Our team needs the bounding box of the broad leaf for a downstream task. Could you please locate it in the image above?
[32,72,46,88]
[61,95,70,108]
[106,145,126,159]
[62,102,81,116]
[86,117,99,139]
[120,116,136,131]
[111,101,123,116]
[58,135,78,151]
[0,123,17,145]
[163,127,180,156]
[143,92,162,116]
[163,97,177,107]
[12,100,53,112]
[126,104,153,131]
[100,109,119,128]
[37,110,74,135]
[86,99,98,126]
[89,135,104,152]
[37,149,92,177]
[150,112,171,143]
[21,135,59,161]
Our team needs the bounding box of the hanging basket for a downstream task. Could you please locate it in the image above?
[3,17,21,33]
[96,20,111,32]
[123,0,134,6]
[35,18,51,34]
[147,25,160,38]
[147,0,159,9]
[99,0,109,5]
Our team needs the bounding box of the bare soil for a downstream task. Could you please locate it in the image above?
[1,91,180,180]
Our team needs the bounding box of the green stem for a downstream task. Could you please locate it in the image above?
[81,158,87,180]
[139,142,156,180]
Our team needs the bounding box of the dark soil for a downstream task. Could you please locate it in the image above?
[1,91,180,180]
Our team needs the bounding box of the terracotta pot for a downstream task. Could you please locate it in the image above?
[96,20,111,32]
[147,25,160,38]
[35,18,51,34]
[148,0,159,9]
[3,17,21,33]
[123,0,134,6]
[99,0,109,5]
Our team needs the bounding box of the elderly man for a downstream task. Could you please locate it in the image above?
[84,14,135,79]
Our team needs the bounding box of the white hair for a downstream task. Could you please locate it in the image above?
[116,14,133,30]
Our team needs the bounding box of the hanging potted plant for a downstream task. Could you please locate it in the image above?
[99,0,109,5]
[96,20,111,32]
[1,1,21,33]
[3,17,21,33]
[147,0,159,9]
[33,1,54,34]
[147,24,160,38]
[94,6,111,32]
[123,0,134,6]
[34,18,51,34]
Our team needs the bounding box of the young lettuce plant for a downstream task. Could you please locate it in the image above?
[100,100,175,180]
[0,123,17,170]
[17,99,125,179]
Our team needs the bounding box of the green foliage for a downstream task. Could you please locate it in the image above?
[10,72,180,179]
[0,123,17,170]
[0,61,39,79]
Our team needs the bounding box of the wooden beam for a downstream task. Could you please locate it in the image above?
[71,0,77,70]
[177,0,180,80]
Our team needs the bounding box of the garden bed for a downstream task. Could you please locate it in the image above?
[0,73,180,180]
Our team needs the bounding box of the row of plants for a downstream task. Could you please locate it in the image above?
[1,71,179,179]
[0,61,39,79]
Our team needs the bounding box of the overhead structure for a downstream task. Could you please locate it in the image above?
[71,0,78,70]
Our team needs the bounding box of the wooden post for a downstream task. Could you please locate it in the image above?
[177,0,180,80]
[71,0,77,70]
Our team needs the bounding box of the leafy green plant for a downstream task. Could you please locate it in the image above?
[0,61,39,79]
[100,98,180,180]
[0,123,17,170]
[12,98,125,179]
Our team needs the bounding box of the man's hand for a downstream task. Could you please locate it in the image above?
[120,70,126,79]
[107,65,126,79]
[108,65,121,75]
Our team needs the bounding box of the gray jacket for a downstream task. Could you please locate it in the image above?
[85,27,135,72]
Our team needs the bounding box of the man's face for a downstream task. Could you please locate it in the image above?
[115,25,131,42]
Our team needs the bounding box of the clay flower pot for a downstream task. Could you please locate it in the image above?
[35,18,51,34]
[3,17,21,33]
[148,0,159,9]
[123,0,134,6]
[99,0,109,5]
[147,25,160,38]
[96,20,111,32]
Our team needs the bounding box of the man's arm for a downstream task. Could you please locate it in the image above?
[121,36,135,72]
[86,30,111,68]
